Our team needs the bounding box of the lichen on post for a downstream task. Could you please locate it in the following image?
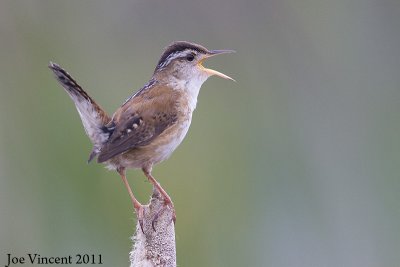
[130,188,176,267]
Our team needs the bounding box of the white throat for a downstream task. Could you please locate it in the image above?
[167,73,208,111]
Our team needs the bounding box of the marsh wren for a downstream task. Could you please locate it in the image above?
[49,41,234,227]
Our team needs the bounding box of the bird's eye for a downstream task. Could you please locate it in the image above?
[186,54,195,62]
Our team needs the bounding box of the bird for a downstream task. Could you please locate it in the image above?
[49,41,235,228]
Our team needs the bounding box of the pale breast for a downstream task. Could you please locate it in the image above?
[152,117,192,164]
[106,116,192,170]
[105,80,199,170]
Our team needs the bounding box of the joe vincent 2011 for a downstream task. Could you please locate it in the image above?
[5,253,72,266]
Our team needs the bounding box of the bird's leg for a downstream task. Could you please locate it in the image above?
[117,167,144,233]
[142,167,176,227]
[142,168,173,204]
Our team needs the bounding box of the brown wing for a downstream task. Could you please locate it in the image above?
[97,85,179,163]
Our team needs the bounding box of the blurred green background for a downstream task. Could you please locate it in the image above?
[1,0,400,266]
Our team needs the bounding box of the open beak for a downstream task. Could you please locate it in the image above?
[198,49,235,81]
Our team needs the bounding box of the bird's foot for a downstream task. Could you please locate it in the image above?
[164,198,176,224]
[151,199,176,231]
[142,168,176,230]
[135,204,145,234]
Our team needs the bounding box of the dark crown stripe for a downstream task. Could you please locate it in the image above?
[156,41,208,70]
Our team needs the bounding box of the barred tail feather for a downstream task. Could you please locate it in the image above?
[49,62,111,150]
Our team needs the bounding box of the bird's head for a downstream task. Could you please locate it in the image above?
[154,41,235,86]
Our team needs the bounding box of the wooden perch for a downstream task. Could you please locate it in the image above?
[129,188,176,267]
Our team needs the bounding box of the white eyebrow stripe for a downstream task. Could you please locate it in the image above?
[157,50,192,69]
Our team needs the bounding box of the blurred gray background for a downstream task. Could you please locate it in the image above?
[1,0,400,266]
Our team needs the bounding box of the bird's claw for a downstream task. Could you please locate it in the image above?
[151,201,175,232]
[135,205,145,234]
